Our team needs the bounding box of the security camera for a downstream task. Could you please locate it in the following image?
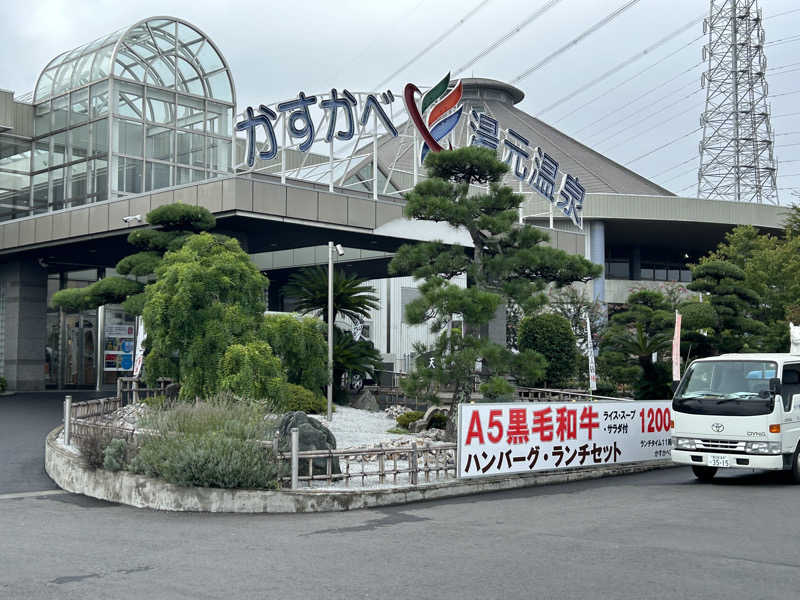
[122,214,142,224]
[335,244,344,256]
[37,257,48,268]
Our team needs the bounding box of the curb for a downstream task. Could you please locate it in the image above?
[45,427,678,513]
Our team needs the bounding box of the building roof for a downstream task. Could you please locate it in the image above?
[34,17,234,105]
[357,77,674,199]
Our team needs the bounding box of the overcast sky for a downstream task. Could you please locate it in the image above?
[2,0,799,202]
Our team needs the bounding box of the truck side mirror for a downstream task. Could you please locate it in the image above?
[769,378,782,395]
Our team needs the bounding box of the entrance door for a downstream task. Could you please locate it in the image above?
[62,312,97,388]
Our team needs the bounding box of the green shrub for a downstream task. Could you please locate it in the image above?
[284,384,327,414]
[146,203,216,231]
[479,376,515,401]
[139,399,275,441]
[74,428,116,469]
[130,433,277,489]
[396,410,424,429]
[0,376,6,392]
[519,313,577,386]
[218,341,287,408]
[260,314,328,394]
[103,439,128,472]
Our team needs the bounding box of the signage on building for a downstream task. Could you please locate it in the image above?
[103,309,135,372]
[236,73,584,228]
[457,401,672,479]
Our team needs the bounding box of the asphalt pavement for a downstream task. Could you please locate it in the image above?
[2,392,800,599]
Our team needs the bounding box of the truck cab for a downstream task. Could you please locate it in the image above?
[671,353,800,482]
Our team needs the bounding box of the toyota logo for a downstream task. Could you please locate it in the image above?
[711,423,724,433]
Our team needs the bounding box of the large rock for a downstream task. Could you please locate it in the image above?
[277,411,340,475]
[350,389,380,412]
[409,406,449,433]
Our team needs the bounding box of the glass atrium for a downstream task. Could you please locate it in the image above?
[3,17,235,221]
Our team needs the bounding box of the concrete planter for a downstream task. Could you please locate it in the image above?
[45,427,676,513]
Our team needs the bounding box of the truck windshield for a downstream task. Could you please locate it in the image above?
[673,360,776,416]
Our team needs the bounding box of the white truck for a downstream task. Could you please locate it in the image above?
[671,353,800,482]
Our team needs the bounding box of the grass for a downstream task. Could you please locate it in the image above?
[386,427,410,434]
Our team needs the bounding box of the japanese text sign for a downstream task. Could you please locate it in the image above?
[457,401,672,479]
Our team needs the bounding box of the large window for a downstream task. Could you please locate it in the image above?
[18,17,236,218]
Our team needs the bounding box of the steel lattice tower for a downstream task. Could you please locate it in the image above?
[697,0,777,204]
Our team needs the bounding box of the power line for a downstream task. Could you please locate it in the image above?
[773,111,800,119]
[650,156,696,179]
[374,0,493,89]
[765,7,800,20]
[583,78,699,142]
[536,15,702,116]
[624,127,701,166]
[453,0,565,76]
[511,0,643,84]
[770,88,800,98]
[332,0,427,83]
[554,34,703,126]
[661,165,698,184]
[594,88,702,148]
[571,61,702,136]
[602,98,702,152]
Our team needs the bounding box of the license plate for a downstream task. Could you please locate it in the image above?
[708,454,730,468]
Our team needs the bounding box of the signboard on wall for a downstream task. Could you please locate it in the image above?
[236,73,584,227]
[457,401,672,479]
[103,307,135,372]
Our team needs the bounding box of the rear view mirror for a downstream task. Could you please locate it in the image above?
[769,378,782,395]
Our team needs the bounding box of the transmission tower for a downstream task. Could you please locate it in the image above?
[697,0,777,204]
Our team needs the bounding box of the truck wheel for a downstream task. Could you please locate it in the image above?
[791,447,800,484]
[692,465,717,481]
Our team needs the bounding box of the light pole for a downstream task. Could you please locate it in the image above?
[328,241,344,420]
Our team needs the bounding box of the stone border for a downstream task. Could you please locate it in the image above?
[45,427,678,513]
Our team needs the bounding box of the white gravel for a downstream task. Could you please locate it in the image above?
[317,405,419,449]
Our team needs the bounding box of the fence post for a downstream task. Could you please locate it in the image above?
[378,443,385,485]
[409,442,419,486]
[63,395,72,446]
[116,377,122,401]
[290,427,299,490]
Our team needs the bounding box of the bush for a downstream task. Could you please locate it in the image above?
[260,314,328,394]
[139,399,275,440]
[480,376,515,401]
[131,399,279,489]
[130,433,277,489]
[74,428,117,469]
[218,341,287,408]
[397,410,424,429]
[103,439,128,472]
[284,384,327,414]
[0,376,6,392]
[519,313,577,386]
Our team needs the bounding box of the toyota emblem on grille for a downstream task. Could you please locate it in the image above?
[711,423,724,432]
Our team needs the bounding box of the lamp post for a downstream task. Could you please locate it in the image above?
[327,242,344,420]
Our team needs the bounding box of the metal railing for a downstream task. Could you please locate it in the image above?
[116,377,172,406]
[515,388,634,403]
[275,429,457,489]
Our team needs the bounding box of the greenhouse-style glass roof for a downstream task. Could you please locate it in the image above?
[34,17,234,104]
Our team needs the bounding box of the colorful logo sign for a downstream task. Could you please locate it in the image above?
[403,72,463,163]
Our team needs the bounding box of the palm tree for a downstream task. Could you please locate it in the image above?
[284,267,381,398]
[283,267,379,325]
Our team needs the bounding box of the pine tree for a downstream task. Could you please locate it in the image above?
[389,147,600,437]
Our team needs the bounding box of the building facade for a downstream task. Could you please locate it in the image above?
[0,16,789,391]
